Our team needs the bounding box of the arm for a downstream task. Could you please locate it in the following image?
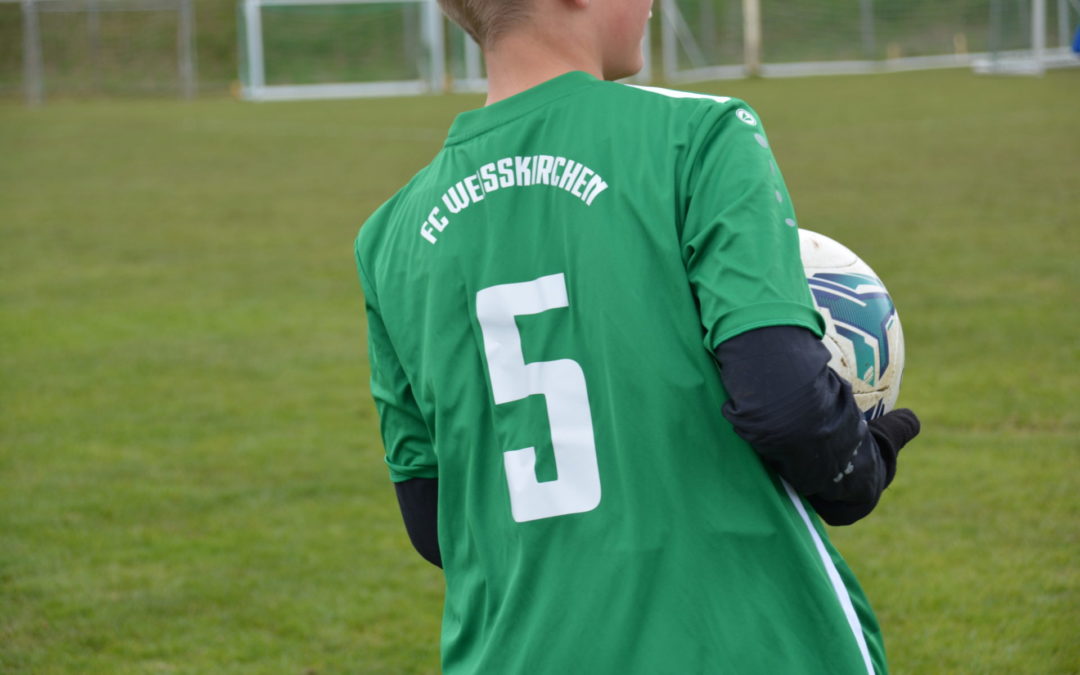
[395,478,442,568]
[715,325,920,525]
[357,242,441,563]
[673,101,917,524]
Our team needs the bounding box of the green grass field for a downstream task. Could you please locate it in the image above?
[2,68,1078,673]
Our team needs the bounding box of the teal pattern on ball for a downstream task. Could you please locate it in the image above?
[808,272,897,386]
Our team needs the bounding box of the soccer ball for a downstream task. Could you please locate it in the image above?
[798,229,905,421]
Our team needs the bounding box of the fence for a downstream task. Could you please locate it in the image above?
[662,0,1079,81]
[2,0,195,105]
[1,0,1077,104]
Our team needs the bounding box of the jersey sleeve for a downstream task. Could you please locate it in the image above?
[679,101,825,352]
[356,243,438,483]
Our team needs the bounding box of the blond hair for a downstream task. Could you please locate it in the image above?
[437,0,533,47]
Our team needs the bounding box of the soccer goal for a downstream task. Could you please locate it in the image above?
[661,0,1079,83]
[238,0,444,101]
[238,0,651,101]
[659,0,746,82]
[973,0,1080,74]
[7,0,196,105]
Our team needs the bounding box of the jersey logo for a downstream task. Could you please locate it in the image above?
[737,109,758,126]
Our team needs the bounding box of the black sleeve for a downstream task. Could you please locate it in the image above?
[394,477,442,568]
[714,325,892,525]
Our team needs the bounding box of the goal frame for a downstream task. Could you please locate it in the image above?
[239,0,445,101]
[661,0,1079,83]
[973,0,1080,75]
[8,0,197,106]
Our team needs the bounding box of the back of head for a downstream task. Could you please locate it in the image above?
[438,0,533,47]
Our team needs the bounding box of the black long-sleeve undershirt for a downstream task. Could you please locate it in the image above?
[394,477,441,568]
[715,325,897,525]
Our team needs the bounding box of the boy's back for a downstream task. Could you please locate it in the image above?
[357,71,884,674]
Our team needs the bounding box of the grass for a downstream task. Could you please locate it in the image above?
[2,68,1078,673]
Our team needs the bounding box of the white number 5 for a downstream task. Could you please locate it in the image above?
[475,273,601,523]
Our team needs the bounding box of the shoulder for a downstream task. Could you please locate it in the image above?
[591,81,766,142]
[605,84,771,162]
[356,159,442,258]
[610,82,752,119]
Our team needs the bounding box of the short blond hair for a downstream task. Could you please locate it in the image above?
[437,0,533,47]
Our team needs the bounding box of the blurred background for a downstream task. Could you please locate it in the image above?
[2,0,1079,102]
[2,1,1078,673]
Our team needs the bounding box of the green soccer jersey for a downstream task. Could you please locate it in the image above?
[356,71,886,674]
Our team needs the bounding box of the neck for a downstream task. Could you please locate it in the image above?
[483,28,601,105]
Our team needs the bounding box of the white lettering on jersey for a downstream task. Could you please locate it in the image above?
[420,156,610,244]
[497,158,515,188]
[536,155,555,186]
[583,174,609,206]
[558,161,582,190]
[514,156,532,186]
[571,167,593,198]
[441,182,469,214]
[479,162,499,192]
[419,207,449,244]
[464,175,485,203]
[552,157,568,185]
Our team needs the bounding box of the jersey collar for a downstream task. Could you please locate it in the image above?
[445,71,599,146]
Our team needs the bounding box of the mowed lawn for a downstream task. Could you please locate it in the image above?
[2,68,1078,674]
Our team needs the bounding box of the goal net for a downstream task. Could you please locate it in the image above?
[238,0,444,101]
[661,0,1080,82]
[3,0,196,104]
[237,0,649,101]
[973,0,1080,74]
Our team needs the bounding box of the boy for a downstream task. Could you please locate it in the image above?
[355,0,920,672]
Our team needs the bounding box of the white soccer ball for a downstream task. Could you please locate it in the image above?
[798,229,905,421]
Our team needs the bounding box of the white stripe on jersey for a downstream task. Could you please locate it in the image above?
[625,83,731,104]
[628,77,871,670]
[782,479,876,675]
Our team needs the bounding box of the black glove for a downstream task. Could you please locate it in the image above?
[869,408,921,489]
[807,408,920,526]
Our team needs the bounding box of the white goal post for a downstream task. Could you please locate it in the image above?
[239,0,444,101]
[973,0,1080,74]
